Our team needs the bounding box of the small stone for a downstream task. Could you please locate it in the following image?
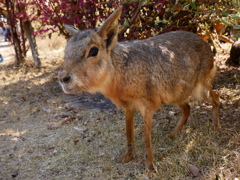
[11,170,19,178]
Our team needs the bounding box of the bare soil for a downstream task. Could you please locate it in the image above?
[0,35,239,180]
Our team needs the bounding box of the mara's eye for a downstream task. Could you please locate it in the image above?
[88,46,99,58]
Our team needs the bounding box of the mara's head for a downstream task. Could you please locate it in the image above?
[59,7,122,94]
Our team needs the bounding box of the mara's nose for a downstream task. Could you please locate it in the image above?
[59,71,71,83]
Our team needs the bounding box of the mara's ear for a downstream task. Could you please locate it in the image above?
[64,24,79,36]
[97,6,122,50]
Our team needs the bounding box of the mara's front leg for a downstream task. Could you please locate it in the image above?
[118,108,135,163]
[141,108,156,172]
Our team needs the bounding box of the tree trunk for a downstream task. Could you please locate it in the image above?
[5,0,25,66]
[23,21,41,67]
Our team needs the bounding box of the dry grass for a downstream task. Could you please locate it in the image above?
[0,35,239,180]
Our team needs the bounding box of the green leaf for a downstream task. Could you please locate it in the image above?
[220,18,234,26]
[229,14,240,20]
[221,12,229,17]
[125,0,138,2]
[165,8,170,12]
[191,2,197,10]
[210,8,216,13]
[233,25,240,29]
[232,0,240,5]
[140,0,149,6]
[123,18,130,27]
[183,4,190,10]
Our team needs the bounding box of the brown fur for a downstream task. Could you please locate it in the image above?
[59,7,220,172]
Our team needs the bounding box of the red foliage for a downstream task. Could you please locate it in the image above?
[17,0,121,38]
[15,0,237,40]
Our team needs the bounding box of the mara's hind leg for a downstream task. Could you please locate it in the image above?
[168,103,190,137]
[195,84,221,129]
[208,89,221,129]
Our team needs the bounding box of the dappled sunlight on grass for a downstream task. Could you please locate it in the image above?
[0,129,27,140]
[184,138,195,154]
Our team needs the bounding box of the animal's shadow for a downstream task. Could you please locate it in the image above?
[64,92,116,110]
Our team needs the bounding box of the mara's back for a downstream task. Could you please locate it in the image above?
[115,31,213,79]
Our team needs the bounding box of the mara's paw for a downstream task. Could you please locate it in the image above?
[214,124,221,131]
[118,152,134,163]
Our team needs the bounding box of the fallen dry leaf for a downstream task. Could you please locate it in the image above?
[60,116,76,124]
[45,147,55,152]
[73,139,79,145]
[47,123,60,130]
